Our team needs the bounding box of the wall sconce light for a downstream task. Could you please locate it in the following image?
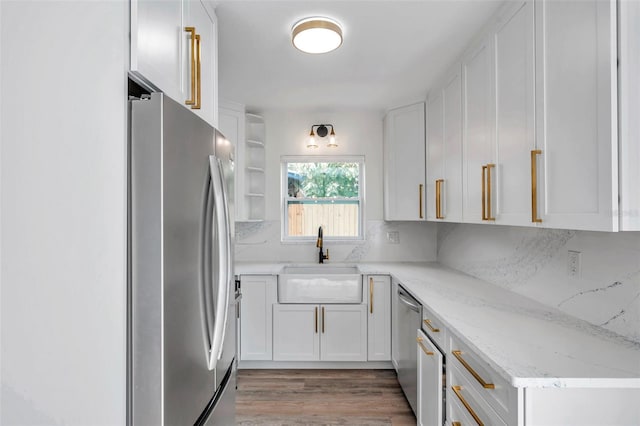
[308,124,337,149]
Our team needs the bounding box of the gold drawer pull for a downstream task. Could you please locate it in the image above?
[314,306,318,333]
[416,337,434,356]
[423,319,440,332]
[369,277,374,314]
[322,306,325,333]
[452,386,484,426]
[452,423,461,426]
[419,183,424,219]
[452,350,494,389]
[530,150,542,223]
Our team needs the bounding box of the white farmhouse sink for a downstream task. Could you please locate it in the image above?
[278,265,362,303]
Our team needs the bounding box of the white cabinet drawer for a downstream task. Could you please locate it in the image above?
[421,304,447,351]
[447,363,507,426]
[449,335,517,425]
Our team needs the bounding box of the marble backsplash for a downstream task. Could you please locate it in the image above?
[437,223,640,344]
[235,220,438,264]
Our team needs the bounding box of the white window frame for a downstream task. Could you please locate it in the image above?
[281,155,365,242]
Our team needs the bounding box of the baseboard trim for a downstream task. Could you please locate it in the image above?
[238,360,393,369]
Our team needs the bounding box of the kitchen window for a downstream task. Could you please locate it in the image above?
[282,156,364,241]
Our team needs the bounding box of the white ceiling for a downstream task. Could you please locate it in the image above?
[214,0,505,112]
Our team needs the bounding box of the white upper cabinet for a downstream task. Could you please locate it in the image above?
[422,0,629,232]
[426,66,463,222]
[442,69,464,222]
[493,0,536,227]
[131,0,182,97]
[462,36,496,224]
[384,103,426,221]
[426,92,444,221]
[619,0,640,231]
[131,0,217,126]
[534,0,618,231]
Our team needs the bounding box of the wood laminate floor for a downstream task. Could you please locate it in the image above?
[236,369,416,426]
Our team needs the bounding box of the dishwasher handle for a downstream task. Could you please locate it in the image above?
[397,289,421,313]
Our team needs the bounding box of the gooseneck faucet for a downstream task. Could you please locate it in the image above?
[317,226,329,264]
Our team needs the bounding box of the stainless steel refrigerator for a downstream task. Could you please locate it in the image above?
[128,92,236,425]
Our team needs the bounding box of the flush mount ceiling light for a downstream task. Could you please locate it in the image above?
[292,17,343,54]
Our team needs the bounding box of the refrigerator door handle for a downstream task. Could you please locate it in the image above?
[207,156,230,370]
[199,164,215,364]
[218,155,234,362]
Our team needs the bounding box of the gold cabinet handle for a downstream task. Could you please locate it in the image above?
[194,34,202,109]
[419,184,424,219]
[452,350,494,389]
[423,319,440,333]
[416,337,434,356]
[315,306,318,333]
[435,179,445,219]
[452,386,484,426]
[452,423,461,426]
[482,164,495,221]
[531,150,542,223]
[435,179,440,219]
[184,27,196,106]
[481,165,487,220]
[486,164,495,221]
[369,277,374,314]
[321,306,325,333]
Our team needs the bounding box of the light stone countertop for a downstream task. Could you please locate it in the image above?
[235,261,640,388]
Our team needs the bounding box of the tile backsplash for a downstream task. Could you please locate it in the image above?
[235,220,438,264]
[437,223,640,344]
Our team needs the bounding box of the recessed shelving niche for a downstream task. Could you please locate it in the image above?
[243,113,266,221]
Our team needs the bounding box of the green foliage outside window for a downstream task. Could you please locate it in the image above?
[287,162,359,198]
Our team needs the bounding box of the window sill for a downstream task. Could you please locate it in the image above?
[280,237,365,245]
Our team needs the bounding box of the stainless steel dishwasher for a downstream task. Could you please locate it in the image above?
[395,284,422,414]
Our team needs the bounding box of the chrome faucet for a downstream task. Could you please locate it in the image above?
[317,226,329,264]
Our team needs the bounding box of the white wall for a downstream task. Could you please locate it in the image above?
[1,2,128,424]
[438,223,640,344]
[263,109,384,221]
[236,108,438,263]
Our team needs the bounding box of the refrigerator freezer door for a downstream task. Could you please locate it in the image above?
[201,362,237,426]
[130,92,217,425]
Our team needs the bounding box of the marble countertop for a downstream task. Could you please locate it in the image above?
[235,261,640,388]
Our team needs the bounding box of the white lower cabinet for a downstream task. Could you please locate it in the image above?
[239,275,277,361]
[366,275,391,361]
[273,304,320,361]
[321,305,367,361]
[449,334,519,425]
[273,304,367,362]
[417,329,443,426]
[391,278,400,371]
[447,363,508,426]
